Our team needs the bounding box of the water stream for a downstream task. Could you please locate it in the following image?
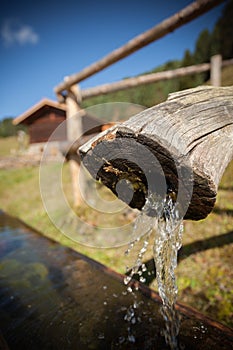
[124,191,183,349]
[1,211,232,348]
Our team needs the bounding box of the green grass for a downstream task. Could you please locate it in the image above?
[0,135,29,157]
[0,159,232,327]
[0,163,130,272]
[221,64,233,86]
[0,69,233,327]
[0,136,18,157]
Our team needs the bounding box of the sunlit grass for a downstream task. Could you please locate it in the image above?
[0,160,232,326]
[0,136,18,157]
[0,66,233,326]
[0,162,130,273]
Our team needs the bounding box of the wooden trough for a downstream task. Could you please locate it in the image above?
[79,86,233,220]
[0,211,233,349]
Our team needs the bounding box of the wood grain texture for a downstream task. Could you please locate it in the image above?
[79,86,233,220]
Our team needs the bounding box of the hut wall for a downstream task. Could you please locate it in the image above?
[29,110,66,143]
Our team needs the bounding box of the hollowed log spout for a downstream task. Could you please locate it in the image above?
[79,86,233,220]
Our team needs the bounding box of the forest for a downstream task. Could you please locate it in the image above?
[82,0,233,108]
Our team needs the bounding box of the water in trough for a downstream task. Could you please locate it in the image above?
[0,210,232,349]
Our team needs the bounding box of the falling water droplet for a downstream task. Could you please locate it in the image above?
[124,190,183,349]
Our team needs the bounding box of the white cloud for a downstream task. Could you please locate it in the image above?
[1,19,39,46]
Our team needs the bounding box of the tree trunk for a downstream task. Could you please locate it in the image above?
[79,86,233,220]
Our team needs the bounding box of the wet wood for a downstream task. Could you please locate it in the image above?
[1,211,233,348]
[79,86,233,220]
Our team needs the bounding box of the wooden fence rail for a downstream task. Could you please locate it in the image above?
[54,0,224,100]
[54,0,230,209]
[81,57,233,100]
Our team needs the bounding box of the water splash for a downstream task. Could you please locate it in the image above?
[124,191,183,349]
[154,194,183,350]
[124,192,159,285]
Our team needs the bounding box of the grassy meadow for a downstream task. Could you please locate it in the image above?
[0,136,19,157]
[0,134,232,328]
[1,70,233,328]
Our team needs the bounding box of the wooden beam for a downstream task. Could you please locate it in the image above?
[81,63,210,99]
[81,57,233,99]
[79,86,233,221]
[211,54,222,86]
[60,57,233,103]
[54,0,224,96]
[222,58,233,67]
[66,85,84,207]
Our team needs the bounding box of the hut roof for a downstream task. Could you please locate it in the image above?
[13,98,66,125]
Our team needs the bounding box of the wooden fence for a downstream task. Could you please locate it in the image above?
[80,56,233,99]
[54,0,226,103]
[53,0,231,207]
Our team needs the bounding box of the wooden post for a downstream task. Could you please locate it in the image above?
[81,57,232,99]
[79,86,233,221]
[211,54,222,86]
[66,84,83,207]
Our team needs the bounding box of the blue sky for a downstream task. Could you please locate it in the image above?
[0,0,226,120]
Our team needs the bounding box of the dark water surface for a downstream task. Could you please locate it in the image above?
[0,211,232,349]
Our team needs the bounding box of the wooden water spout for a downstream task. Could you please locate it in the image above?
[79,86,233,220]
